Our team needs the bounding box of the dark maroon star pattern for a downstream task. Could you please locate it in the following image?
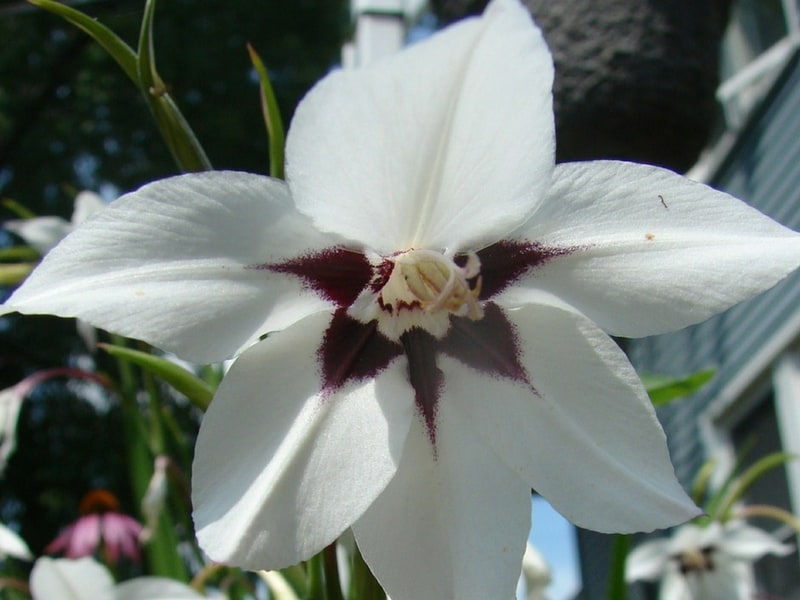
[262,240,574,446]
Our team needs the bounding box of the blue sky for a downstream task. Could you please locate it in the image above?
[528,496,581,600]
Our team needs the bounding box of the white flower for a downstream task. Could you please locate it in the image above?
[4,191,104,255]
[3,0,800,597]
[0,522,32,561]
[626,520,794,600]
[520,542,551,600]
[0,382,26,476]
[29,557,203,600]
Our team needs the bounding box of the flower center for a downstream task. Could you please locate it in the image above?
[676,546,715,574]
[390,250,482,318]
[352,249,484,341]
[79,489,121,515]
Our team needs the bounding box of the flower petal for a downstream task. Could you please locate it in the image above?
[192,311,413,569]
[719,521,794,561]
[352,392,531,600]
[4,216,72,255]
[457,302,700,532]
[3,171,343,363]
[286,0,554,253]
[505,161,800,337]
[30,557,114,600]
[625,538,670,582]
[0,522,32,560]
[115,577,204,600]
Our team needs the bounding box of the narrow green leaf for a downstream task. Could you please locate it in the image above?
[736,504,800,536]
[247,43,286,179]
[705,439,756,520]
[690,458,717,507]
[0,246,41,262]
[717,452,796,521]
[98,343,213,410]
[348,545,385,600]
[641,369,715,407]
[606,534,629,600]
[27,0,140,85]
[2,198,37,219]
[0,263,34,285]
[137,0,212,172]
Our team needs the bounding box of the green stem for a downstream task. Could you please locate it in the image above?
[306,554,325,600]
[348,545,385,600]
[606,534,630,600]
[323,543,344,600]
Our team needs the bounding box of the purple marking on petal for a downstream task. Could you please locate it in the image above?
[440,302,533,390]
[400,328,443,448]
[476,240,575,299]
[319,308,403,395]
[253,247,372,307]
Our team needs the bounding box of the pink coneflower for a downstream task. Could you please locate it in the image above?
[46,489,143,563]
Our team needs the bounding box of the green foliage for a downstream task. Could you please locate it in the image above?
[99,343,213,411]
[641,368,715,407]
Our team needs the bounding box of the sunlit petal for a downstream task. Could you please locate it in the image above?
[193,312,413,569]
[353,395,530,600]
[115,577,204,600]
[4,172,343,363]
[286,0,554,253]
[0,522,32,560]
[456,302,699,532]
[504,161,800,337]
[30,557,114,600]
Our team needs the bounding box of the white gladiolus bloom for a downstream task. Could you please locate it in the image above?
[626,520,794,600]
[29,557,203,600]
[0,522,32,561]
[4,0,800,597]
[5,191,104,255]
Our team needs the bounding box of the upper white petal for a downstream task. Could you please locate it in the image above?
[352,392,531,600]
[193,312,413,570]
[504,161,800,337]
[286,0,554,253]
[30,557,114,600]
[3,171,341,363]
[457,302,700,532]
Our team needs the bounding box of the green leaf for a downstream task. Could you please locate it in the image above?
[736,504,800,536]
[348,545,385,600]
[641,369,715,407]
[690,458,717,507]
[27,0,140,85]
[137,0,212,172]
[716,452,796,521]
[98,343,213,410]
[2,198,37,219]
[0,246,41,262]
[247,43,286,179]
[0,263,34,285]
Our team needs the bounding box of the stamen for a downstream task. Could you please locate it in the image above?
[394,250,483,320]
